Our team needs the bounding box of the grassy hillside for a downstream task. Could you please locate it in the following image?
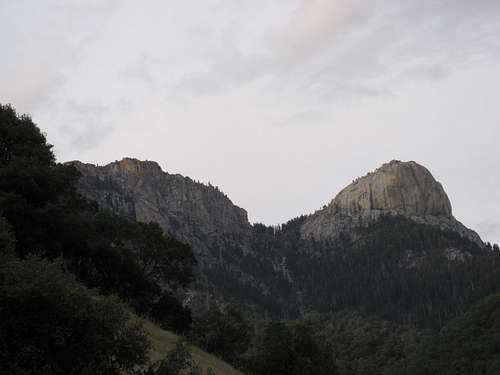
[141,319,244,375]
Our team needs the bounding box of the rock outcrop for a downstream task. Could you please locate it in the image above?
[301,160,483,245]
[69,158,486,319]
[331,160,452,217]
[69,158,252,267]
[70,158,295,314]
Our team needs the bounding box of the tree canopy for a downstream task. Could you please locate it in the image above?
[0,257,149,375]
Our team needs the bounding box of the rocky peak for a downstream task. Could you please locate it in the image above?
[332,160,452,218]
[110,157,163,175]
[301,160,482,245]
[69,158,163,180]
[68,158,252,266]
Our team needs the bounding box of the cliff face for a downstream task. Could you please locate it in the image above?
[70,158,252,267]
[72,158,482,253]
[301,160,482,245]
[71,158,299,315]
[70,158,487,320]
[331,160,452,217]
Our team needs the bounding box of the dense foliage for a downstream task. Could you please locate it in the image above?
[297,299,500,375]
[0,256,150,375]
[246,320,337,375]
[303,312,421,375]
[191,305,252,363]
[248,215,500,328]
[195,301,500,375]
[402,293,500,375]
[64,211,195,331]
[0,216,14,262]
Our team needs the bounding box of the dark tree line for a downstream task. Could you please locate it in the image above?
[189,296,500,375]
[246,214,500,329]
[0,256,150,375]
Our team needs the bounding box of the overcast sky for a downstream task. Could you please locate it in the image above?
[1,0,500,244]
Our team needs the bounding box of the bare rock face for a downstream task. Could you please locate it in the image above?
[332,160,452,217]
[302,160,483,245]
[69,158,252,267]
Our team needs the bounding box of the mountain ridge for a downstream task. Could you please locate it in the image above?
[69,158,252,268]
[68,157,491,326]
[68,158,482,245]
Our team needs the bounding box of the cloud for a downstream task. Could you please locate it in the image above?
[276,110,327,128]
[118,55,154,85]
[269,0,376,63]
[399,64,451,82]
[172,0,500,101]
[0,0,119,113]
[36,99,113,155]
[62,100,114,152]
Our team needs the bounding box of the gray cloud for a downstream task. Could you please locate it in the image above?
[172,0,500,101]
[118,55,155,85]
[276,110,327,128]
[62,101,113,152]
[0,0,119,113]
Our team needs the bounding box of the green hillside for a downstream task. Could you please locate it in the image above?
[142,319,244,375]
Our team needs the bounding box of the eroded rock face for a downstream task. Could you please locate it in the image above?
[69,158,252,267]
[302,160,482,245]
[332,160,452,217]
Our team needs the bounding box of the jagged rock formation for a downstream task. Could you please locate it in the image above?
[70,158,252,267]
[301,160,482,245]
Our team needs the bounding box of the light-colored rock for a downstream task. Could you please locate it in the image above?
[302,160,483,245]
[332,160,452,217]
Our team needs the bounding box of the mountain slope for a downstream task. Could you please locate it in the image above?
[141,319,244,375]
[69,158,287,315]
[70,158,252,268]
[70,158,500,327]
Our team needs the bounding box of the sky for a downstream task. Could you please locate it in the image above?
[1,0,500,244]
